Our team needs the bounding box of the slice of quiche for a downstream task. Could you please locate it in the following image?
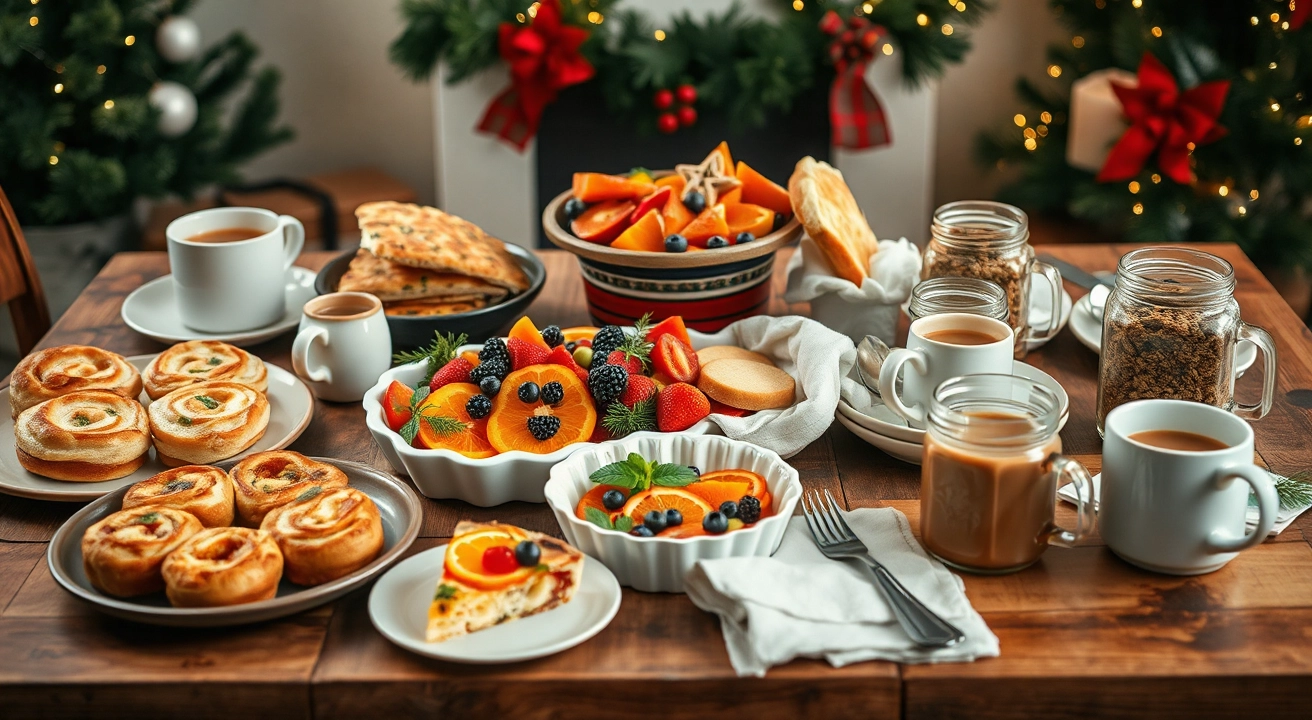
[427,520,583,643]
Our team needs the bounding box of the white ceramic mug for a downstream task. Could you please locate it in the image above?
[878,313,1015,428]
[166,207,305,333]
[292,292,393,402]
[1101,399,1278,575]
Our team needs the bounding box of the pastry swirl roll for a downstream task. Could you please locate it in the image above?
[122,465,235,528]
[161,527,284,607]
[143,341,268,400]
[81,506,203,597]
[10,345,142,418]
[148,381,269,467]
[15,390,150,481]
[230,450,349,527]
[261,486,384,585]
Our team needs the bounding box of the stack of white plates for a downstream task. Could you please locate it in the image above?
[835,362,1070,465]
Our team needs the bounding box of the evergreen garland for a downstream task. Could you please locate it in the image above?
[392,0,989,133]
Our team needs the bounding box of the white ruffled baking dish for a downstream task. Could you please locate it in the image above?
[544,432,801,593]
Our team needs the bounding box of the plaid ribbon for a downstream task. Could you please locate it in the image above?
[820,11,890,150]
[477,0,594,151]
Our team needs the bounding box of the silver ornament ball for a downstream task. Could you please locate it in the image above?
[156,16,202,63]
[149,81,198,137]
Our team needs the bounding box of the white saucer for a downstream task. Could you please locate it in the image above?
[369,545,621,663]
[121,267,317,346]
[0,355,314,502]
[835,412,924,464]
[1069,293,1257,377]
[1026,282,1074,353]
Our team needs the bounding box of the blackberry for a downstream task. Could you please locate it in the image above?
[540,381,564,406]
[526,415,561,441]
[591,325,627,359]
[470,360,508,384]
[465,394,492,419]
[737,495,762,524]
[478,375,501,396]
[541,325,565,348]
[517,381,540,403]
[478,337,511,368]
[588,363,628,406]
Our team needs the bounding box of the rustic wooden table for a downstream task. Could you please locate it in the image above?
[2,245,1311,719]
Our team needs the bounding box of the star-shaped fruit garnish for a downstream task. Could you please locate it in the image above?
[674,149,742,207]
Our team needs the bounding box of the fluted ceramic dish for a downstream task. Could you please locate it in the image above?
[47,458,421,627]
[544,433,801,593]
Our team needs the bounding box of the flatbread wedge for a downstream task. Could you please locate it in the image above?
[384,296,488,317]
[788,157,878,287]
[357,202,530,292]
[338,249,508,302]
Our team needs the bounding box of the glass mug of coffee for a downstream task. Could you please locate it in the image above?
[921,374,1096,574]
[165,207,305,333]
[1100,399,1277,575]
[878,313,1014,429]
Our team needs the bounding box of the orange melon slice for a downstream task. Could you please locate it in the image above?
[736,161,792,215]
[680,205,729,246]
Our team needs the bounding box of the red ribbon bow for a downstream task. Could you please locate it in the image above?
[477,0,594,151]
[819,10,890,150]
[1292,0,1309,30]
[1097,53,1229,184]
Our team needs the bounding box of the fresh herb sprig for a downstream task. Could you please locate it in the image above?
[392,331,468,384]
[584,507,634,533]
[1254,471,1312,511]
[397,385,468,445]
[589,452,698,492]
[613,313,654,370]
[602,398,657,438]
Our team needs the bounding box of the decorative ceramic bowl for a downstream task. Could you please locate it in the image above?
[544,433,801,593]
[541,182,802,332]
[314,244,546,351]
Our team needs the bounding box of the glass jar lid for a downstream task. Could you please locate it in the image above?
[909,277,1010,323]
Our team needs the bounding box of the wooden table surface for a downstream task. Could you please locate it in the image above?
[3,245,1311,719]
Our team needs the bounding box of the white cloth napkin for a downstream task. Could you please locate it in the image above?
[686,508,999,677]
[697,315,855,459]
[784,237,922,345]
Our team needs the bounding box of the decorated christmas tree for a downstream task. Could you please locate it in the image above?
[0,0,292,226]
[979,0,1312,272]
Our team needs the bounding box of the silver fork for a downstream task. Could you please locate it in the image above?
[801,489,965,648]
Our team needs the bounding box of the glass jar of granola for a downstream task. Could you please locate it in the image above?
[922,201,1061,357]
[1095,247,1277,435]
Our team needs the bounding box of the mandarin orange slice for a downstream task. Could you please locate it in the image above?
[508,316,549,349]
[736,161,792,215]
[685,479,752,511]
[575,484,628,521]
[443,526,532,590]
[700,469,771,513]
[681,205,729,246]
[562,326,598,344]
[725,203,775,239]
[621,487,714,528]
[415,383,496,458]
[486,365,596,454]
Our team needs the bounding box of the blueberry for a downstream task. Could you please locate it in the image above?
[643,509,668,532]
[566,341,577,352]
[479,376,501,396]
[540,381,564,406]
[665,509,683,527]
[735,231,755,244]
[683,190,706,214]
[630,526,656,537]
[706,235,728,249]
[703,511,729,534]
[719,500,739,519]
[564,197,587,220]
[664,234,688,253]
[689,466,700,476]
[517,381,540,403]
[464,394,492,419]
[772,212,788,232]
[515,540,541,567]
[602,489,627,511]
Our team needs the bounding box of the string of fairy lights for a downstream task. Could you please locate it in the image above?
[1012,0,1308,220]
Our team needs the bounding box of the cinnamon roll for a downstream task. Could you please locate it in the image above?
[15,391,151,481]
[161,527,284,607]
[81,507,203,597]
[9,345,142,418]
[143,341,268,401]
[148,381,269,467]
[260,486,383,586]
[230,451,349,527]
[122,465,235,528]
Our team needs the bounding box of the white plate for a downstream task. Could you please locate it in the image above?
[121,267,317,346]
[835,412,924,464]
[1026,281,1074,353]
[1069,293,1257,377]
[368,545,621,663]
[0,355,314,501]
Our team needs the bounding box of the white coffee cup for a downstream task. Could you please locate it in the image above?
[166,207,305,333]
[292,293,393,403]
[1101,399,1278,575]
[878,313,1015,428]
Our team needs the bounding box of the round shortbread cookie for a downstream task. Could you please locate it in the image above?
[696,359,795,411]
[696,345,774,368]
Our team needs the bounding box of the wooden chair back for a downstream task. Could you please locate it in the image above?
[0,186,51,356]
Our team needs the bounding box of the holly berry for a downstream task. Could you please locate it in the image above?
[653,88,674,110]
[677,105,697,128]
[657,112,679,134]
[482,546,518,574]
[676,84,697,105]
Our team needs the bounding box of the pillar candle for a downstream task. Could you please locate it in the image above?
[1066,68,1137,173]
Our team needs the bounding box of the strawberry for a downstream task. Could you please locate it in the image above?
[709,399,755,418]
[656,383,711,432]
[507,337,551,370]
[429,357,473,391]
[650,334,699,384]
[588,424,613,443]
[382,380,415,431]
[545,345,589,384]
[619,374,657,408]
[606,350,644,375]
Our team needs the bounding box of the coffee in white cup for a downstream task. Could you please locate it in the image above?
[292,292,392,402]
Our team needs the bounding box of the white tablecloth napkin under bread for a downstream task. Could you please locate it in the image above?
[784,237,922,346]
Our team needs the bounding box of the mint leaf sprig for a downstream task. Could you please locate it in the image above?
[588,452,698,492]
[584,506,634,533]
